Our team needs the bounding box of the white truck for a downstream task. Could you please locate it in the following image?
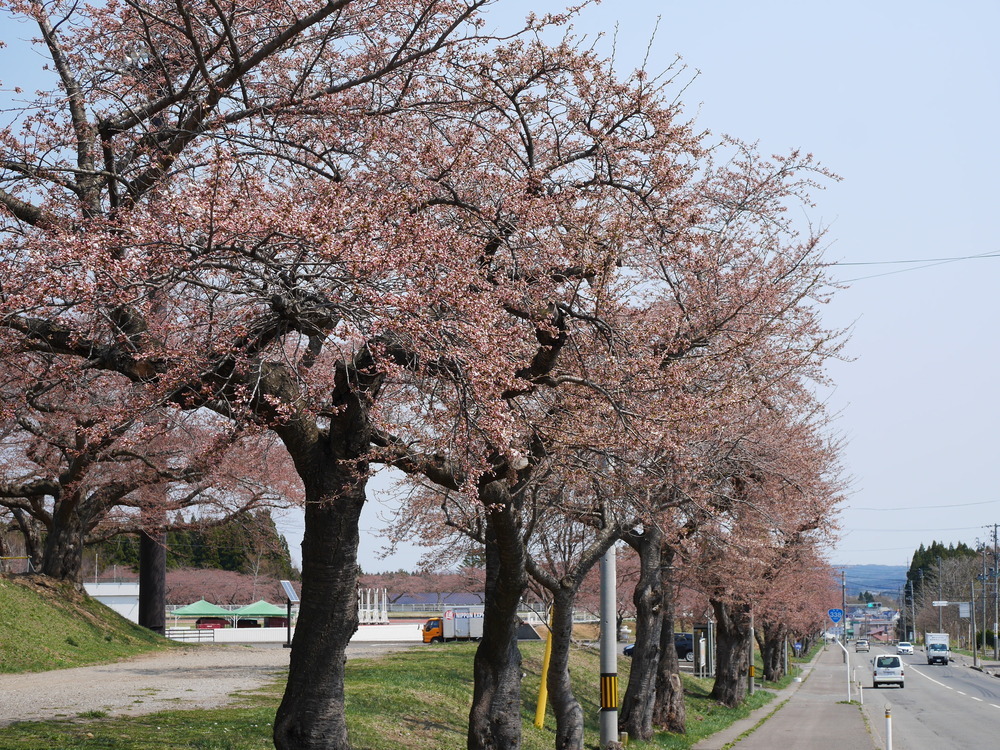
[924,632,950,665]
[422,606,485,643]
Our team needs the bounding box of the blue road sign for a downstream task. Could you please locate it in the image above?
[828,608,844,623]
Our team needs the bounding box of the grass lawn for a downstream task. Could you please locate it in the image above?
[0,639,811,749]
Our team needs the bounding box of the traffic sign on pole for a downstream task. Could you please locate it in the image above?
[828,608,844,623]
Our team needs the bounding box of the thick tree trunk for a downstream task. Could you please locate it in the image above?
[40,498,85,586]
[619,527,664,741]
[138,526,166,635]
[468,484,526,750]
[709,598,751,708]
[547,586,584,750]
[273,477,366,750]
[759,622,786,682]
[651,546,685,733]
[273,356,382,750]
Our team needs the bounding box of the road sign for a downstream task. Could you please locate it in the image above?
[828,608,844,623]
[932,601,948,607]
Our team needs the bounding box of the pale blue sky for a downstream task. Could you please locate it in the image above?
[357,0,1000,571]
[4,2,999,571]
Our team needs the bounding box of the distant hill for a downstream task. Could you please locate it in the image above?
[834,564,908,599]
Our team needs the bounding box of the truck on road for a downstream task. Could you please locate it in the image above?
[924,632,950,665]
[422,607,485,643]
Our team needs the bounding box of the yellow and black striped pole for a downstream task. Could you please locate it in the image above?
[599,545,619,747]
[600,672,618,711]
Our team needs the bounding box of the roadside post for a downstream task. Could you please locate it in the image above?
[885,704,892,750]
[280,580,299,649]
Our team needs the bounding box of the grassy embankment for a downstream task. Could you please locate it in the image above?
[0,574,809,749]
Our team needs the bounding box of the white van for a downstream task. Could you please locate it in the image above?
[873,654,904,688]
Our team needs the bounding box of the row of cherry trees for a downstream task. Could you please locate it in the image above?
[0,1,844,749]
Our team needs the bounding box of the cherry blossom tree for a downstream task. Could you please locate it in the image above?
[0,4,844,750]
[0,356,295,584]
[0,2,535,748]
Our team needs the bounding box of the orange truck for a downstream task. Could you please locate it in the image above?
[422,607,485,643]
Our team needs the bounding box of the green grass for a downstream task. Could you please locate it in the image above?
[0,637,802,750]
[0,576,802,749]
[0,576,169,673]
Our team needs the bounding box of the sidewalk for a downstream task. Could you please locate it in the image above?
[691,645,875,750]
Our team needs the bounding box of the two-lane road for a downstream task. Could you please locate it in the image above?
[860,646,1000,749]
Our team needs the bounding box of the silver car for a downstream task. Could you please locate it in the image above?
[855,639,870,652]
[873,654,904,688]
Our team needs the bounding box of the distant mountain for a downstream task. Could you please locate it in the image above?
[834,564,908,598]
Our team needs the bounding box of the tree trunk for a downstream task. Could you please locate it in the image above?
[138,526,166,635]
[619,527,664,741]
[468,483,526,750]
[651,546,685,733]
[759,622,786,682]
[40,496,85,586]
[710,598,751,708]
[273,475,366,750]
[11,508,43,572]
[547,585,584,750]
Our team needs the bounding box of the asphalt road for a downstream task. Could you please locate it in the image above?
[860,645,1000,749]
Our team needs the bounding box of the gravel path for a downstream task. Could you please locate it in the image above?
[0,642,414,727]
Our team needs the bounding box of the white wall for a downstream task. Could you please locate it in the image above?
[84,582,140,623]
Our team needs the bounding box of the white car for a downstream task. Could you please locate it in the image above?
[855,639,870,652]
[896,641,914,655]
[873,654,904,688]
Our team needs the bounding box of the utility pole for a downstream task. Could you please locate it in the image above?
[898,585,905,641]
[909,579,916,642]
[938,555,944,632]
[842,570,847,649]
[993,525,998,660]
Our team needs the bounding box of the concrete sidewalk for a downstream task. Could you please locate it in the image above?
[691,645,876,750]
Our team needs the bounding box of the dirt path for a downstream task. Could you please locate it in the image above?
[0,642,412,727]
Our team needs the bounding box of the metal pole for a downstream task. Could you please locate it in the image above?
[842,570,848,662]
[748,611,755,696]
[885,704,893,750]
[938,555,943,632]
[993,524,1000,660]
[972,580,979,667]
[599,546,618,748]
[982,543,996,658]
[833,637,851,702]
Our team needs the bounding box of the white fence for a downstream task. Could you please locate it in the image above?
[166,623,422,644]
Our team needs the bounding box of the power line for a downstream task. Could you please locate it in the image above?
[830,250,1000,283]
[833,251,1000,267]
[852,499,1000,511]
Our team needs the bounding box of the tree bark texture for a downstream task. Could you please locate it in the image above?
[40,495,85,586]
[138,526,166,635]
[273,476,366,750]
[709,598,751,708]
[468,483,527,750]
[547,586,585,750]
[619,526,664,741]
[651,546,685,734]
[11,508,43,572]
[758,622,786,682]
